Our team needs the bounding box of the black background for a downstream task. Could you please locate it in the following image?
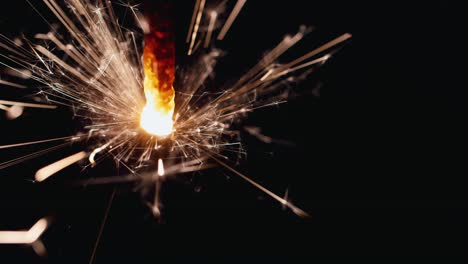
[0,0,466,263]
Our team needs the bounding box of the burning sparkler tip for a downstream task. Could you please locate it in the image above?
[140,103,174,137]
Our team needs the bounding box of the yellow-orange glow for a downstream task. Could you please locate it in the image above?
[140,101,173,136]
[140,22,175,137]
[140,55,175,136]
[140,56,175,136]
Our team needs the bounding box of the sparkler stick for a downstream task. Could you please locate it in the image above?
[140,0,176,136]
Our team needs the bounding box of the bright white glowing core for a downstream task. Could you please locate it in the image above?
[140,104,173,136]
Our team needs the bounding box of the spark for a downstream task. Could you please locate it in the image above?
[188,0,205,55]
[277,33,352,72]
[0,79,27,88]
[35,151,88,182]
[0,218,49,244]
[0,99,57,109]
[89,188,116,264]
[157,158,165,177]
[217,0,246,40]
[204,11,218,48]
[0,142,71,170]
[0,135,82,150]
[186,0,202,43]
[5,105,24,120]
[208,153,309,218]
[89,141,114,167]
[151,159,164,217]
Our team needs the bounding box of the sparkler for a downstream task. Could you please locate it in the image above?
[140,0,175,136]
[0,0,351,251]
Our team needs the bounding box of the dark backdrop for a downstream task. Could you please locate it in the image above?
[0,0,466,263]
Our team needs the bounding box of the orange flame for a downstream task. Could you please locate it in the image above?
[140,2,175,137]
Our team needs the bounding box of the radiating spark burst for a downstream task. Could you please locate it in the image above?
[0,0,351,221]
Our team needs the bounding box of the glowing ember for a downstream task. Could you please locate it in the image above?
[140,102,173,136]
[140,1,176,137]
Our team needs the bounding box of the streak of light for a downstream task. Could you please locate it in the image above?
[32,240,47,257]
[5,105,24,120]
[204,11,218,48]
[152,181,161,217]
[35,151,88,182]
[68,159,216,186]
[216,33,351,104]
[186,0,201,43]
[4,68,32,79]
[0,218,49,244]
[152,158,165,217]
[275,33,352,74]
[88,188,116,264]
[157,158,165,177]
[188,0,206,55]
[0,99,56,109]
[209,153,309,218]
[244,126,294,146]
[217,0,246,40]
[0,135,82,150]
[268,55,330,80]
[226,26,307,93]
[0,79,27,88]
[34,45,89,84]
[89,132,125,166]
[0,142,71,170]
[0,42,26,59]
[260,69,274,81]
[89,143,111,166]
